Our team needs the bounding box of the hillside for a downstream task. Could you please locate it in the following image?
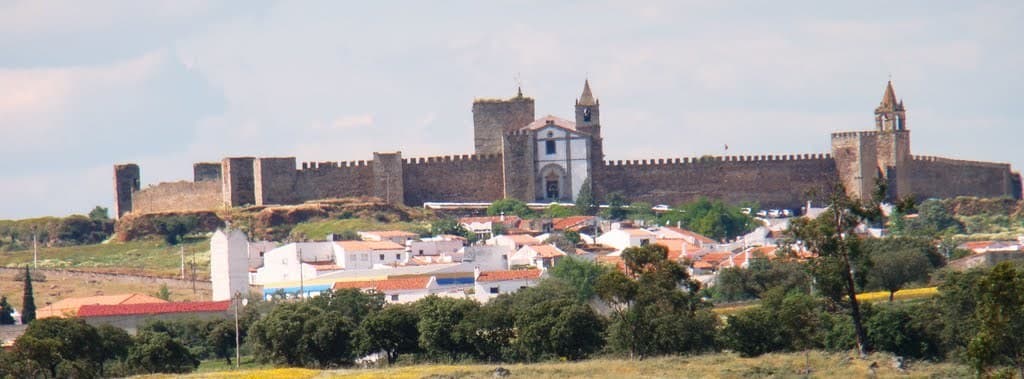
[142,351,970,378]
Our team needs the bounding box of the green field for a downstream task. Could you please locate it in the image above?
[144,351,970,378]
[0,237,211,278]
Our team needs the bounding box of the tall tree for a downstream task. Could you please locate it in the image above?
[21,266,35,324]
[967,263,1024,377]
[0,296,14,325]
[788,182,882,357]
[574,177,597,215]
[357,303,420,364]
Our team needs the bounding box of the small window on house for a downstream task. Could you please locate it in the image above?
[396,254,401,260]
[520,286,528,290]
[489,287,499,294]
[545,140,556,155]
[379,254,385,261]
[502,254,507,260]
[640,239,650,246]
[419,249,424,255]
[391,294,399,301]
[259,251,265,257]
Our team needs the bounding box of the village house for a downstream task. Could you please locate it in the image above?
[77,301,233,335]
[654,226,717,248]
[487,234,541,251]
[460,215,524,240]
[35,293,167,320]
[332,275,473,304]
[508,244,567,269]
[596,228,656,252]
[473,268,545,303]
[358,230,420,245]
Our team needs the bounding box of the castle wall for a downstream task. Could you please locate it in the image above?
[831,132,880,200]
[254,157,297,206]
[373,152,405,205]
[907,156,1021,200]
[294,160,374,201]
[473,96,535,155]
[193,163,222,183]
[222,157,256,207]
[403,154,504,205]
[113,164,140,218]
[502,131,536,202]
[594,154,837,209]
[132,181,222,213]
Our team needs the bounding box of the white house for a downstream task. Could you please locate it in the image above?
[654,226,717,247]
[486,234,540,251]
[253,242,338,285]
[509,244,567,269]
[358,230,420,245]
[460,215,523,240]
[462,245,515,272]
[409,237,464,257]
[474,268,545,303]
[334,240,407,269]
[596,228,656,252]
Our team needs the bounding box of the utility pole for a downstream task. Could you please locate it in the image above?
[233,291,242,370]
[191,247,197,294]
[180,245,185,280]
[32,227,38,269]
[297,248,304,299]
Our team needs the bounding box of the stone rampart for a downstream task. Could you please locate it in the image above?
[193,162,222,182]
[132,181,222,214]
[595,154,837,209]
[908,155,1021,200]
[294,160,374,201]
[254,157,297,205]
[403,154,504,205]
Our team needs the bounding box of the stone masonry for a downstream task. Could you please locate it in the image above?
[113,81,1022,218]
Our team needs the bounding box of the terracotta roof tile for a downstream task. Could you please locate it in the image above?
[528,244,567,258]
[335,240,405,251]
[77,301,230,317]
[660,227,717,244]
[476,269,542,282]
[552,216,595,231]
[524,115,576,131]
[38,293,168,319]
[332,276,431,291]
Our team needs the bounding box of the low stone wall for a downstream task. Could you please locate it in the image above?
[132,181,222,214]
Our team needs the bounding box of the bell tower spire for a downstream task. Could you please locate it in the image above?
[575,79,600,137]
[875,80,907,131]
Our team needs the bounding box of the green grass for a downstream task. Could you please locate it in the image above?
[0,237,210,278]
[288,218,430,241]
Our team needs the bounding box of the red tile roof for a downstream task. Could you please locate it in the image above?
[527,244,567,258]
[38,293,168,319]
[660,227,717,244]
[497,234,541,246]
[335,240,406,251]
[476,269,542,282]
[552,216,596,231]
[332,276,431,291]
[524,115,576,131]
[77,301,231,318]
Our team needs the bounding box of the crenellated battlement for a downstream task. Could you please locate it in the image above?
[300,160,370,171]
[602,153,833,167]
[402,153,501,165]
[504,130,533,137]
[831,131,880,139]
[912,155,1011,169]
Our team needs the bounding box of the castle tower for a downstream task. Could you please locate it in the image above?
[831,81,912,202]
[210,228,250,301]
[875,80,907,131]
[472,89,535,155]
[113,164,140,219]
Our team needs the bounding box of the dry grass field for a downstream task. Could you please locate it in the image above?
[140,351,971,379]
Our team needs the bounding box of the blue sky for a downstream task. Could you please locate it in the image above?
[1,1,1022,218]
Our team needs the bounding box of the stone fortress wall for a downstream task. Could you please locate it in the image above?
[594,154,839,210]
[113,82,1022,218]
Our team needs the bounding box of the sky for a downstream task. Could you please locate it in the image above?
[1,1,1022,219]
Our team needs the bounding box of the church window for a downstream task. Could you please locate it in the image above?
[583,108,592,122]
[546,140,556,155]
